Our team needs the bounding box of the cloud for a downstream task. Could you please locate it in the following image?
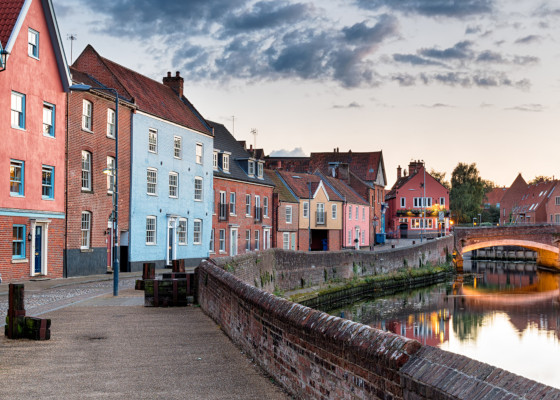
[465,25,481,34]
[420,103,454,108]
[393,54,446,66]
[419,41,473,60]
[391,74,416,86]
[333,102,362,109]
[514,35,542,45]
[269,147,307,157]
[354,0,494,18]
[416,72,530,89]
[505,104,544,112]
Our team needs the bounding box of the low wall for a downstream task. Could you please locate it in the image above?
[211,236,454,293]
[198,261,560,399]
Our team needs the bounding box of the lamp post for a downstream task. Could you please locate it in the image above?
[69,84,119,296]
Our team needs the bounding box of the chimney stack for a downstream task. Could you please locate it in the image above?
[397,165,402,179]
[163,71,184,98]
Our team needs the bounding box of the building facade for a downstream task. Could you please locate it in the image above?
[266,170,299,250]
[0,0,69,282]
[210,122,275,258]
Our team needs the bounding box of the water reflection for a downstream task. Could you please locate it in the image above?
[328,259,560,388]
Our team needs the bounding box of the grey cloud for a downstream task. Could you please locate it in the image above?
[393,54,446,66]
[392,74,416,86]
[420,103,453,108]
[505,104,544,112]
[419,41,473,60]
[333,102,362,109]
[342,14,399,47]
[269,147,307,157]
[465,25,481,34]
[222,1,312,33]
[355,0,493,18]
[514,35,542,45]
[476,50,505,63]
[415,72,530,89]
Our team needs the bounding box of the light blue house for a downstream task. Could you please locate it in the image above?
[80,50,214,271]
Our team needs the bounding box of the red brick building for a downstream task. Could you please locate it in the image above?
[65,68,135,276]
[0,0,70,282]
[385,161,450,239]
[210,121,275,257]
[265,169,299,250]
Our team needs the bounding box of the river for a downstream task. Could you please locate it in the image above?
[327,258,560,389]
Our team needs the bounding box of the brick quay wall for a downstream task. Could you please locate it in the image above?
[199,238,560,399]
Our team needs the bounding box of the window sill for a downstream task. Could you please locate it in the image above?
[41,197,55,201]
[81,189,93,194]
[81,128,94,134]
[10,193,25,198]
[11,258,28,264]
[146,243,157,246]
[80,248,93,253]
[11,126,25,131]
[147,193,158,196]
[107,135,116,140]
[43,133,55,139]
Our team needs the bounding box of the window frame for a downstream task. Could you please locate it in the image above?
[303,201,309,218]
[229,192,236,215]
[283,232,290,250]
[348,205,352,220]
[106,108,116,138]
[248,160,255,176]
[81,151,92,191]
[12,224,26,259]
[332,204,338,220]
[245,230,251,251]
[147,168,158,195]
[82,99,92,131]
[194,177,203,201]
[219,229,226,252]
[223,154,230,172]
[257,162,264,178]
[169,172,179,198]
[81,211,91,249]
[254,230,260,250]
[43,102,55,137]
[106,156,115,193]
[245,194,251,216]
[196,143,203,164]
[174,136,182,159]
[11,91,25,130]
[148,129,158,153]
[440,197,446,207]
[400,197,406,208]
[146,216,157,245]
[28,28,39,58]
[263,196,269,217]
[213,151,218,170]
[286,205,292,224]
[193,219,202,244]
[177,218,187,245]
[10,159,24,196]
[209,229,215,253]
[41,165,54,199]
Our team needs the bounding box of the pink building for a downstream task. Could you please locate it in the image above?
[0,0,70,282]
[385,161,450,239]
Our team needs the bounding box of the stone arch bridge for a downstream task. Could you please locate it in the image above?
[454,224,560,269]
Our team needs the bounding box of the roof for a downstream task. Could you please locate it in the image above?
[265,170,298,203]
[511,180,558,215]
[322,175,369,206]
[0,0,24,49]
[310,151,385,185]
[276,170,343,201]
[209,120,275,187]
[485,187,507,206]
[72,45,211,136]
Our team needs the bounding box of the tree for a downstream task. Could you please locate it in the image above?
[429,169,450,190]
[450,163,486,223]
[528,175,552,185]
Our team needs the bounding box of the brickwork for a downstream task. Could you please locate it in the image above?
[198,260,560,399]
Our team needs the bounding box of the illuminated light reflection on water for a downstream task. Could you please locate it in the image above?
[327,259,560,389]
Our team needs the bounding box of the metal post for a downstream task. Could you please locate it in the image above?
[308,180,311,252]
[421,163,425,243]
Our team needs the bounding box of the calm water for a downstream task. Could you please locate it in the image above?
[328,259,560,389]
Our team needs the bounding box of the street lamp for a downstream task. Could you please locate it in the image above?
[0,49,9,72]
[69,83,120,296]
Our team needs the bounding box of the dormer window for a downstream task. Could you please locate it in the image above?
[257,162,263,178]
[222,154,230,172]
[248,161,255,176]
[213,151,218,170]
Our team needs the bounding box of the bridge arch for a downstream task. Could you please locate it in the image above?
[461,239,559,256]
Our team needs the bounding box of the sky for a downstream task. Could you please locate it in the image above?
[53,0,560,187]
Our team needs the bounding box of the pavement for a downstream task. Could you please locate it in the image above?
[0,272,290,399]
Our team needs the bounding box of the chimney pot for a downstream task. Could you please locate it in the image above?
[167,71,171,77]
[176,71,180,77]
[163,70,184,98]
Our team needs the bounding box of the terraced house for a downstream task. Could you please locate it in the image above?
[0,0,70,282]
[210,121,274,257]
[72,46,213,271]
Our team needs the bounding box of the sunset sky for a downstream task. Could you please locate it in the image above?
[54,0,560,187]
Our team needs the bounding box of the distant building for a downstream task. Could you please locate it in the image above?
[484,187,507,209]
[0,0,70,282]
[265,169,299,250]
[385,161,450,239]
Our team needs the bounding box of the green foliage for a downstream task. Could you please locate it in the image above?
[450,162,486,223]
[528,175,552,185]
[429,169,451,190]
[481,205,500,224]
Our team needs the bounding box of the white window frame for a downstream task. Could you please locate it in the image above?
[255,195,261,220]
[245,194,251,216]
[81,211,91,249]
[245,230,251,251]
[194,177,203,201]
[400,197,406,208]
[440,197,445,206]
[556,197,560,206]
[286,205,292,224]
[213,151,218,170]
[257,162,264,178]
[348,230,352,245]
[362,230,365,244]
[146,216,157,244]
[193,219,202,244]
[28,29,39,58]
[362,207,365,221]
[303,201,309,218]
[174,136,182,159]
[230,192,236,215]
[81,151,92,191]
[169,172,178,198]
[148,129,158,153]
[283,232,290,250]
[147,168,158,195]
[348,205,352,220]
[263,197,269,217]
[254,230,260,250]
[107,108,115,138]
[196,143,203,164]
[248,161,255,176]
[11,91,25,130]
[209,229,215,253]
[332,204,337,219]
[317,203,325,224]
[107,156,115,193]
[219,229,226,252]
[223,154,230,172]
[82,100,92,131]
[355,206,359,220]
[178,218,187,245]
[43,102,55,137]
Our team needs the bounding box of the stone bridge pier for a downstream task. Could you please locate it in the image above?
[454,224,560,269]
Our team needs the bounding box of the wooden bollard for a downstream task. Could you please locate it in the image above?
[171,259,185,273]
[7,284,25,339]
[142,262,155,280]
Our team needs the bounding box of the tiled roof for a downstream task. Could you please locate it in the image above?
[0,0,24,48]
[485,187,507,206]
[210,121,275,187]
[276,170,343,201]
[265,170,298,203]
[310,151,383,183]
[511,180,558,214]
[322,175,368,206]
[385,170,419,200]
[73,45,211,136]
[264,156,311,173]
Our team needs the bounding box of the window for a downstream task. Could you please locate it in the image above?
[286,205,292,224]
[219,229,226,252]
[245,230,251,251]
[355,206,359,220]
[147,168,157,195]
[248,161,255,176]
[81,212,91,249]
[193,219,202,244]
[107,157,115,193]
[303,202,309,218]
[362,207,365,221]
[255,195,261,220]
[254,230,260,250]
[178,218,187,244]
[400,197,406,208]
[230,192,236,214]
[43,103,55,137]
[348,230,352,245]
[10,160,24,196]
[81,151,91,191]
[169,172,178,198]
[263,197,269,217]
[173,136,182,158]
[82,100,92,131]
[213,151,218,170]
[196,143,203,164]
[257,163,263,178]
[146,216,156,244]
[219,191,227,220]
[440,197,445,206]
[12,225,26,259]
[317,203,325,224]
[11,92,25,129]
[223,154,230,172]
[209,229,215,252]
[349,205,352,220]
[556,197,560,206]
[362,230,365,244]
[413,197,432,208]
[245,194,251,215]
[283,232,290,249]
[556,214,560,224]
[106,109,115,138]
[332,204,337,219]
[194,177,203,201]
[148,129,157,153]
[291,233,296,250]
[41,165,54,199]
[28,29,39,58]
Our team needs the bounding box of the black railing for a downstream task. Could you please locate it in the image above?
[218,203,228,221]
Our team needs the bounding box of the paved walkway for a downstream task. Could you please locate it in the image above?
[0,276,290,399]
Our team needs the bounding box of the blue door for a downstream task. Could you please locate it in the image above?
[34,226,42,274]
